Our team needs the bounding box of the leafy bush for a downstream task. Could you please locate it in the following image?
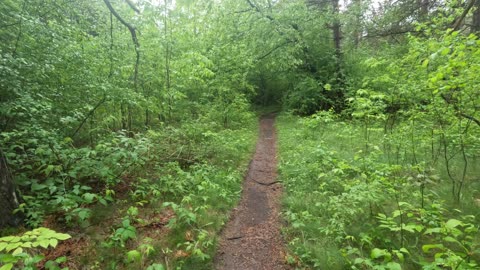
[0,227,71,270]
[283,76,328,115]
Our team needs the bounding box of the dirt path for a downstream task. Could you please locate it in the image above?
[214,114,290,270]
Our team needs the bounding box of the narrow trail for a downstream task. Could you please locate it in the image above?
[214,114,290,270]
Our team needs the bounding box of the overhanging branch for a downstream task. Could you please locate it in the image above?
[124,0,140,14]
[103,0,139,50]
[257,40,293,61]
[452,0,477,31]
[103,0,140,91]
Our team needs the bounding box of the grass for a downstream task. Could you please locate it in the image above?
[276,112,480,269]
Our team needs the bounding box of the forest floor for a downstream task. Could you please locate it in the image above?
[213,114,290,270]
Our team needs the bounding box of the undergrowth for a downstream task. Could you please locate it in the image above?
[277,112,480,270]
[1,114,257,269]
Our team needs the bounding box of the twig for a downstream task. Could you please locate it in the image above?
[71,95,107,138]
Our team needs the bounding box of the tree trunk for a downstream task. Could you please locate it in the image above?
[0,149,23,229]
[331,0,342,79]
[472,0,480,32]
[332,0,341,56]
[331,0,345,111]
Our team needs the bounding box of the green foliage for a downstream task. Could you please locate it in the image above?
[102,207,139,250]
[283,76,328,115]
[125,236,159,268]
[4,0,479,269]
[7,131,152,227]
[277,113,480,269]
[157,161,248,265]
[0,228,70,270]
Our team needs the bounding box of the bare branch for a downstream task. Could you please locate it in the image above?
[440,93,480,127]
[124,0,140,14]
[460,112,480,126]
[452,0,477,31]
[257,41,293,61]
[103,0,138,47]
[71,95,107,138]
[102,0,140,91]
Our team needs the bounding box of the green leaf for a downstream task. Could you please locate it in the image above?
[0,236,15,242]
[0,242,7,252]
[392,210,401,218]
[55,256,67,263]
[422,59,429,68]
[44,259,63,270]
[5,237,20,243]
[127,207,139,217]
[371,248,389,259]
[122,219,131,228]
[146,264,165,270]
[50,238,58,248]
[401,224,416,233]
[395,251,404,262]
[422,244,444,253]
[31,254,45,263]
[122,228,137,241]
[6,242,21,252]
[443,236,459,243]
[386,262,402,270]
[126,250,141,263]
[445,219,462,229]
[413,225,424,232]
[39,239,50,249]
[0,263,14,270]
[99,198,108,206]
[55,234,71,241]
[83,193,96,203]
[43,165,56,176]
[77,208,91,221]
[353,258,364,265]
[292,221,304,228]
[424,228,441,235]
[31,182,48,191]
[12,247,23,256]
[0,253,17,264]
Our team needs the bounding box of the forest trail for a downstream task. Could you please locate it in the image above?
[214,114,290,270]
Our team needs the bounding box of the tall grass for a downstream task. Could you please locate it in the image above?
[277,112,480,269]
